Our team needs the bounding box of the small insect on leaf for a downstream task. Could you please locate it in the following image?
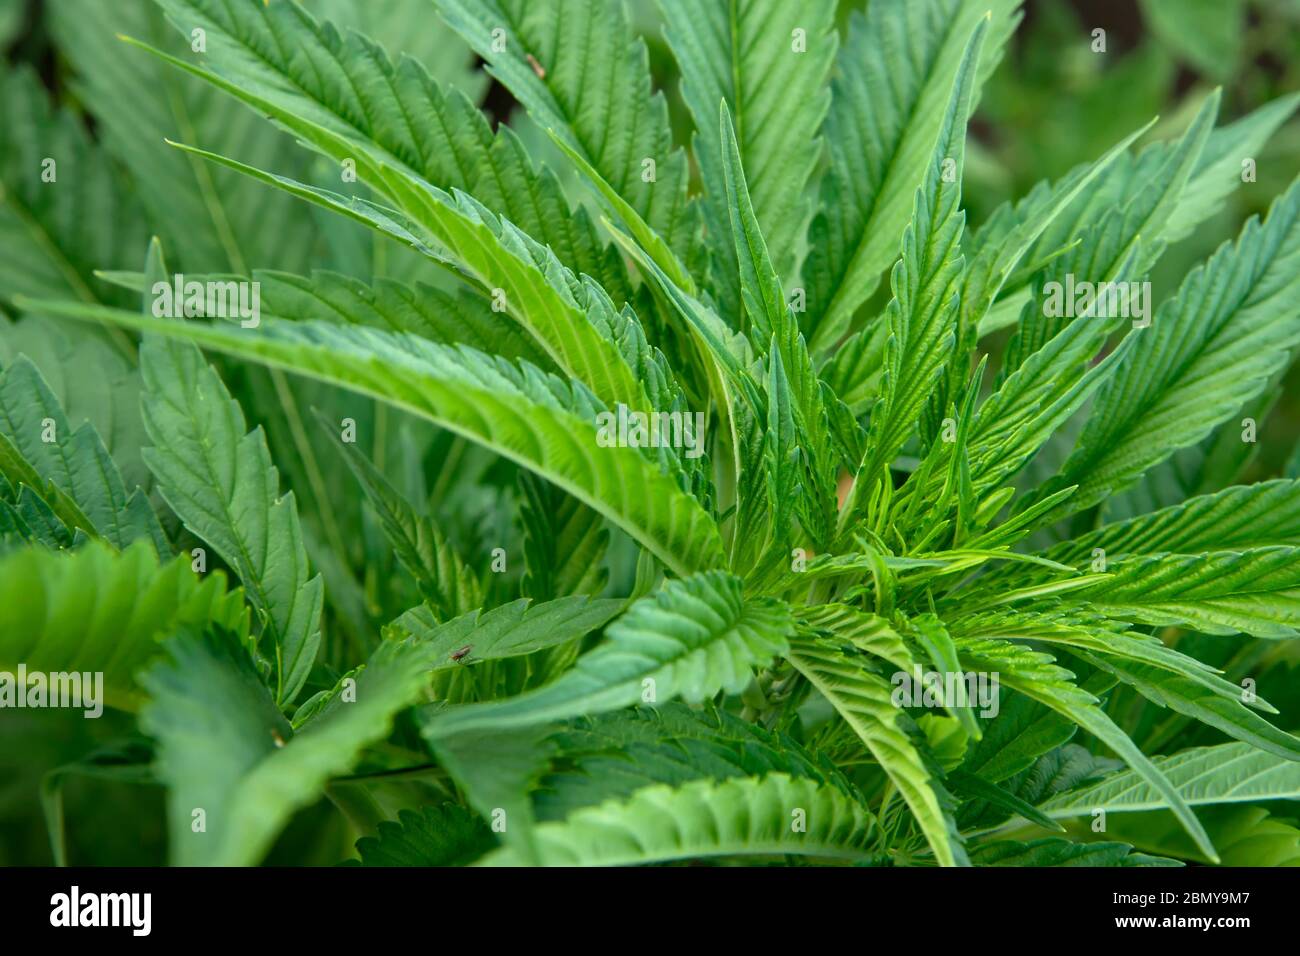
[450,645,474,664]
[526,53,546,79]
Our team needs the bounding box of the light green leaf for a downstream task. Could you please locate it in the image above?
[760,343,799,561]
[301,0,487,97]
[425,571,792,738]
[786,633,967,867]
[158,139,664,421]
[479,773,879,866]
[1043,176,1300,519]
[0,66,145,315]
[518,473,608,601]
[142,626,438,866]
[1068,548,1300,639]
[720,102,786,345]
[0,357,163,551]
[952,122,1153,373]
[51,0,315,275]
[910,613,980,738]
[1085,654,1300,761]
[1088,803,1300,866]
[435,0,693,260]
[0,319,152,492]
[660,0,837,313]
[31,305,725,577]
[323,414,482,621]
[948,608,1249,707]
[248,269,555,369]
[804,0,1022,351]
[1163,91,1300,243]
[719,101,838,548]
[978,88,1240,339]
[952,97,1220,509]
[139,326,323,706]
[546,131,695,297]
[798,604,918,673]
[949,608,1299,757]
[841,19,986,530]
[956,636,1218,861]
[145,0,625,294]
[1046,480,1300,567]
[395,596,630,860]
[386,595,625,670]
[1042,741,1300,816]
[0,540,245,711]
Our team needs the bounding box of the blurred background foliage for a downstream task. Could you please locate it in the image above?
[0,0,1297,865]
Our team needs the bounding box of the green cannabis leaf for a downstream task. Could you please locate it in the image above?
[4,0,1300,871]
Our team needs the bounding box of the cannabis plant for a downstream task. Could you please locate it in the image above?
[3,0,1300,868]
